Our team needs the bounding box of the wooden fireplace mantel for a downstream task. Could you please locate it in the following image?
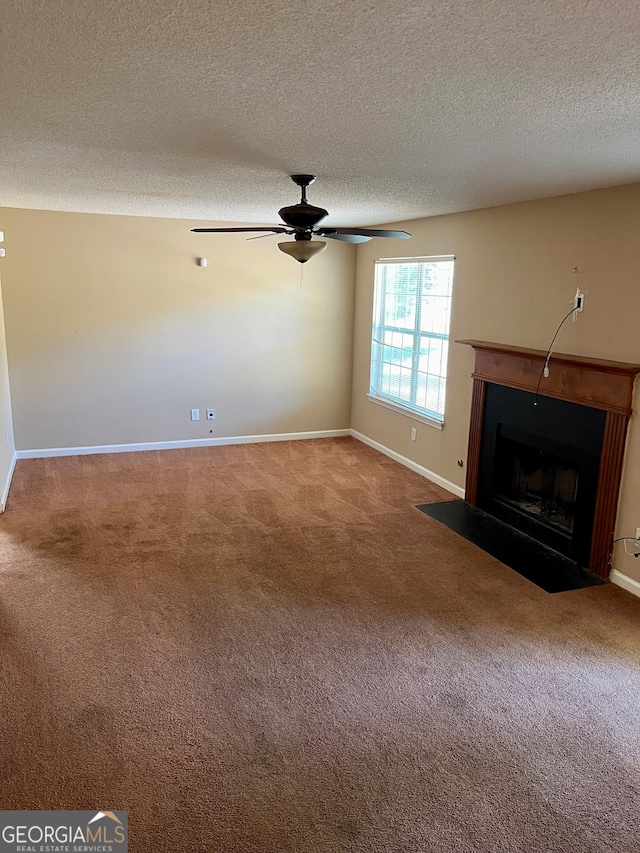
[457,339,640,416]
[457,340,640,578]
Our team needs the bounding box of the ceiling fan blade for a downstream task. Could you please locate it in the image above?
[323,228,412,239]
[191,226,288,234]
[246,232,285,241]
[324,232,372,244]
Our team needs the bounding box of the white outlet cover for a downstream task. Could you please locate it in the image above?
[191,408,200,421]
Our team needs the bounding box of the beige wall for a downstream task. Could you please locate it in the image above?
[0,208,355,449]
[0,269,15,507]
[352,183,640,583]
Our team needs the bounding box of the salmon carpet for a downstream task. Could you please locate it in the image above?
[1,437,639,851]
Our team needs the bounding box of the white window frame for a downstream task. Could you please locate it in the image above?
[368,255,455,428]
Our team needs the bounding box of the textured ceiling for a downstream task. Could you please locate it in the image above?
[1,0,639,226]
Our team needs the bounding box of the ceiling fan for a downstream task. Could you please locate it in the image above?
[192,174,411,263]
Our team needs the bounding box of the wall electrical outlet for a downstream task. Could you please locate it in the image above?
[411,427,417,441]
[636,527,640,542]
[206,409,216,420]
[573,288,584,319]
[191,408,200,421]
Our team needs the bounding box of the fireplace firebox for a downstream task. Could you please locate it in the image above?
[493,435,578,537]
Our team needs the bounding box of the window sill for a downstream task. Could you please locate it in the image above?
[366,394,444,430]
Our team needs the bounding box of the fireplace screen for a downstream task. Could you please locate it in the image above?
[493,436,579,537]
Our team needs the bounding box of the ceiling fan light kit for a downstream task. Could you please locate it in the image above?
[192,175,411,263]
[278,240,327,263]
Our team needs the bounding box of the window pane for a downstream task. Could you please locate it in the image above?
[381,339,408,367]
[420,296,449,335]
[426,261,454,296]
[419,337,446,376]
[380,264,418,329]
[414,372,446,414]
[382,362,412,403]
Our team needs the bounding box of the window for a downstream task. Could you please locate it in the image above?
[369,256,455,425]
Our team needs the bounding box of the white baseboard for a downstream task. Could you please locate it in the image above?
[0,451,17,512]
[349,429,465,498]
[610,569,640,599]
[15,429,351,460]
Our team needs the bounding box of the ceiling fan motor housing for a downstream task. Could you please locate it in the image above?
[278,173,328,230]
[278,203,328,230]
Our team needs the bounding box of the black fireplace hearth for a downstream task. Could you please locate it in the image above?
[415,499,603,593]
